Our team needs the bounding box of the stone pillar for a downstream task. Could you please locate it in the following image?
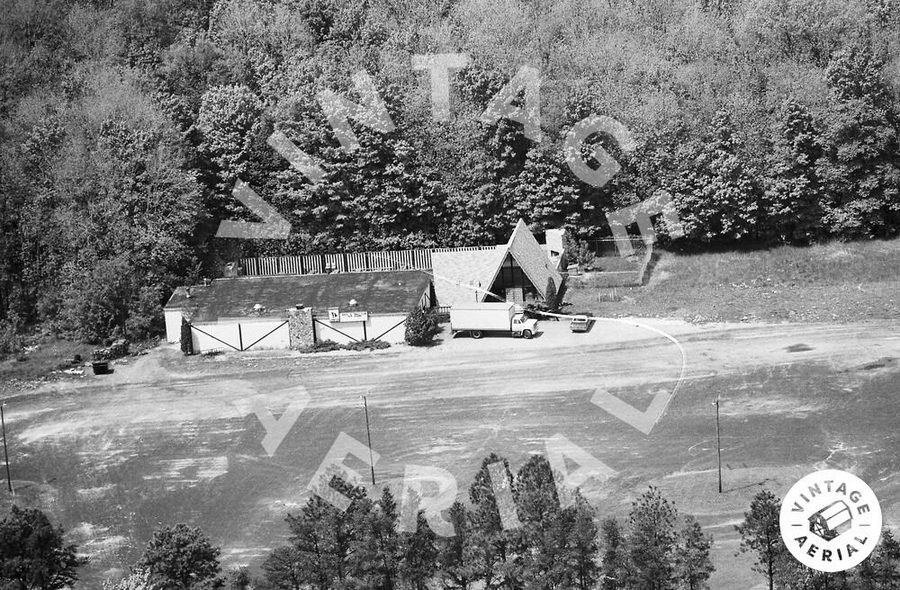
[288,307,315,349]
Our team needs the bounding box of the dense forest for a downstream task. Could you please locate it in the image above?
[1,0,899,344]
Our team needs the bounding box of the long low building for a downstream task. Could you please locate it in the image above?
[164,270,432,352]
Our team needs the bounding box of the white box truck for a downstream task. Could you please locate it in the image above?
[449,302,539,339]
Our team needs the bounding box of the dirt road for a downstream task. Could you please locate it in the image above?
[2,318,899,589]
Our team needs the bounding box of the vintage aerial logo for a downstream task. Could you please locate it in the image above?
[780,469,882,572]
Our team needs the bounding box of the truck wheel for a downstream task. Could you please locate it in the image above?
[471,330,484,339]
[522,329,533,339]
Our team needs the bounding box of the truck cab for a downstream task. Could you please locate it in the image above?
[511,314,538,339]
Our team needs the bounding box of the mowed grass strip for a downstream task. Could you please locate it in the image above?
[566,239,900,323]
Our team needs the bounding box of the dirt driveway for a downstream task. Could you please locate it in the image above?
[2,318,899,589]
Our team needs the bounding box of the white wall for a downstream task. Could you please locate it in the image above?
[164,309,183,344]
[184,286,429,351]
[312,287,428,345]
[239,319,291,350]
[313,314,408,344]
[190,319,290,352]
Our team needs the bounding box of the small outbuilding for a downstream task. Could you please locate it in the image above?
[164,270,432,353]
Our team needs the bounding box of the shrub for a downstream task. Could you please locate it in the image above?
[60,256,134,344]
[405,307,439,346]
[298,339,391,353]
[125,285,165,341]
[563,236,596,268]
[180,318,193,355]
[298,340,343,353]
[0,321,22,359]
[344,340,390,351]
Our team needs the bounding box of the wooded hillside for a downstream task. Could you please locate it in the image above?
[1,0,898,343]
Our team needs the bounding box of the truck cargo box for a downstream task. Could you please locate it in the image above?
[449,302,516,331]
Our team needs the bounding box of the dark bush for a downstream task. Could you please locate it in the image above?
[405,306,439,346]
[298,340,343,353]
[0,321,22,359]
[180,318,193,355]
[344,340,390,351]
[298,339,390,353]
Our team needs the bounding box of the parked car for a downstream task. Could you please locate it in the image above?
[570,315,594,333]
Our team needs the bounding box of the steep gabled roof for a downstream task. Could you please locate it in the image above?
[481,219,564,300]
[431,247,506,308]
[430,221,563,307]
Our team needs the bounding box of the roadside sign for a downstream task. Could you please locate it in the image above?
[328,308,340,321]
[339,311,368,322]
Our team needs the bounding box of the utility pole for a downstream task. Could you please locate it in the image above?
[714,397,723,494]
[362,395,376,486]
[1,401,11,493]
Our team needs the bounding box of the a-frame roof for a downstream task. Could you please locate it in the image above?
[430,220,563,307]
[431,247,506,307]
[480,219,563,302]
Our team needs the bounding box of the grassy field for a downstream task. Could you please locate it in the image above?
[565,239,900,323]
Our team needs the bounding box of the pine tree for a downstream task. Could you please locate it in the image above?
[399,511,438,590]
[735,490,784,590]
[285,477,372,589]
[355,487,401,590]
[673,516,714,590]
[468,454,524,590]
[516,454,564,590]
[437,502,476,590]
[568,492,601,590]
[261,546,304,590]
[599,518,624,590]
[0,507,86,590]
[854,529,900,589]
[136,523,221,590]
[623,486,678,590]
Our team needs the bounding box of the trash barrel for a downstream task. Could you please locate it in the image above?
[91,361,109,375]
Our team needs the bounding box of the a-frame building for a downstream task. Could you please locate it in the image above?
[431,220,564,308]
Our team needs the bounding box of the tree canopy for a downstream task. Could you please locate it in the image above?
[1,0,899,342]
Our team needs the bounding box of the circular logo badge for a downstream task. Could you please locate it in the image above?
[780,469,882,572]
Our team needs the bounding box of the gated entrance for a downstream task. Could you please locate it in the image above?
[187,320,289,352]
